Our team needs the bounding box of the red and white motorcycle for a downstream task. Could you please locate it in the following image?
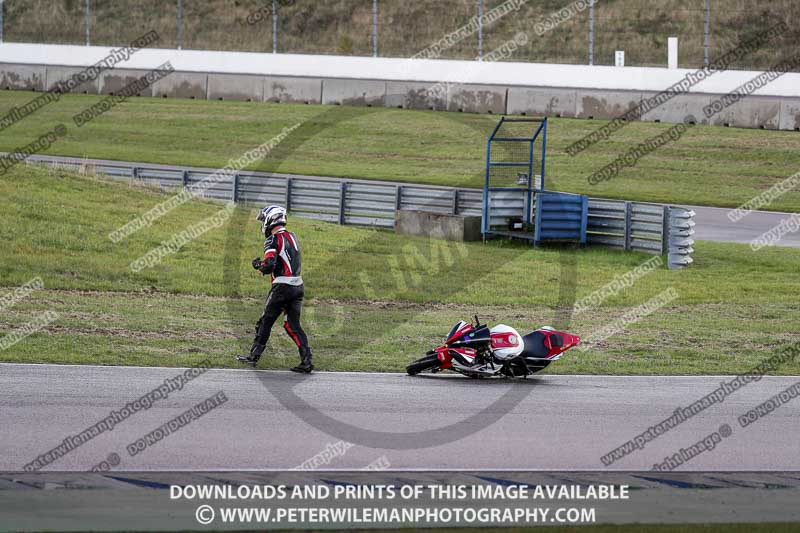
[406,316,579,378]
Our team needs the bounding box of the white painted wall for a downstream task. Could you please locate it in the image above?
[2,42,799,98]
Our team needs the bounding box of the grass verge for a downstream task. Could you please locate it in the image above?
[1,164,799,374]
[1,92,800,210]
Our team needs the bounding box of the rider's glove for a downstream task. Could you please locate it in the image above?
[252,257,263,270]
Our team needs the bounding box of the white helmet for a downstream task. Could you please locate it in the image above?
[257,205,287,236]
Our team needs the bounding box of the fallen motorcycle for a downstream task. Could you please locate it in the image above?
[406,316,579,378]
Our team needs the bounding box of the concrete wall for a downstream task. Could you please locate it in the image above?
[780,100,800,131]
[447,84,506,114]
[722,96,782,130]
[322,79,386,107]
[2,56,800,132]
[151,72,207,99]
[4,43,799,98]
[575,90,643,120]
[44,66,100,94]
[265,77,321,104]
[207,73,262,101]
[0,63,45,91]
[640,92,712,124]
[395,210,482,242]
[99,69,154,96]
[386,81,446,111]
[507,87,577,118]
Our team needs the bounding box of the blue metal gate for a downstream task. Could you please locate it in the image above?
[481,117,547,240]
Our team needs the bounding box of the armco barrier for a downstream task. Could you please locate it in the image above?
[18,154,482,230]
[485,189,528,231]
[587,198,668,255]
[480,186,695,267]
[17,154,694,266]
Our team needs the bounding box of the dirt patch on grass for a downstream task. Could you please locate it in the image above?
[35,287,237,301]
[42,324,237,340]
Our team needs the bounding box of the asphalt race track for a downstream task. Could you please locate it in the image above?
[690,204,800,248]
[1,363,797,471]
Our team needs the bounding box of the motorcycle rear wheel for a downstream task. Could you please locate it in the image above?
[406,354,440,376]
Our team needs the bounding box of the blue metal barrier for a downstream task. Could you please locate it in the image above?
[533,192,588,246]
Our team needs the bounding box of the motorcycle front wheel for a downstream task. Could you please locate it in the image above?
[406,353,440,375]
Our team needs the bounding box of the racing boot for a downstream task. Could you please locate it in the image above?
[236,342,265,367]
[290,346,314,374]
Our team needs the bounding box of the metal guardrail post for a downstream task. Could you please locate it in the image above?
[477,0,484,61]
[285,177,292,210]
[372,0,378,57]
[703,0,710,67]
[85,0,91,46]
[452,190,459,215]
[131,166,138,182]
[588,0,594,65]
[181,170,189,188]
[232,172,239,202]
[624,201,632,250]
[661,205,669,255]
[177,0,183,50]
[395,185,403,211]
[272,0,278,54]
[580,195,589,246]
[338,181,347,224]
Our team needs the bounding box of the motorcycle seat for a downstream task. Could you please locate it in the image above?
[520,331,565,358]
[521,331,549,358]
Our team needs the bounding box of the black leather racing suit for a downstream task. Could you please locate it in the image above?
[251,227,310,360]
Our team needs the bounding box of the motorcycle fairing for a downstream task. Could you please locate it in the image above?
[435,346,477,370]
[446,321,473,344]
[448,323,491,350]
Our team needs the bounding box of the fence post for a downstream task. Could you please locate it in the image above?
[85,0,91,46]
[371,0,378,57]
[588,0,594,65]
[272,0,278,53]
[703,0,710,67]
[477,0,484,60]
[624,201,632,250]
[177,0,183,50]
[338,182,347,224]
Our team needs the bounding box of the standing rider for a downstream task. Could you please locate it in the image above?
[236,205,314,373]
